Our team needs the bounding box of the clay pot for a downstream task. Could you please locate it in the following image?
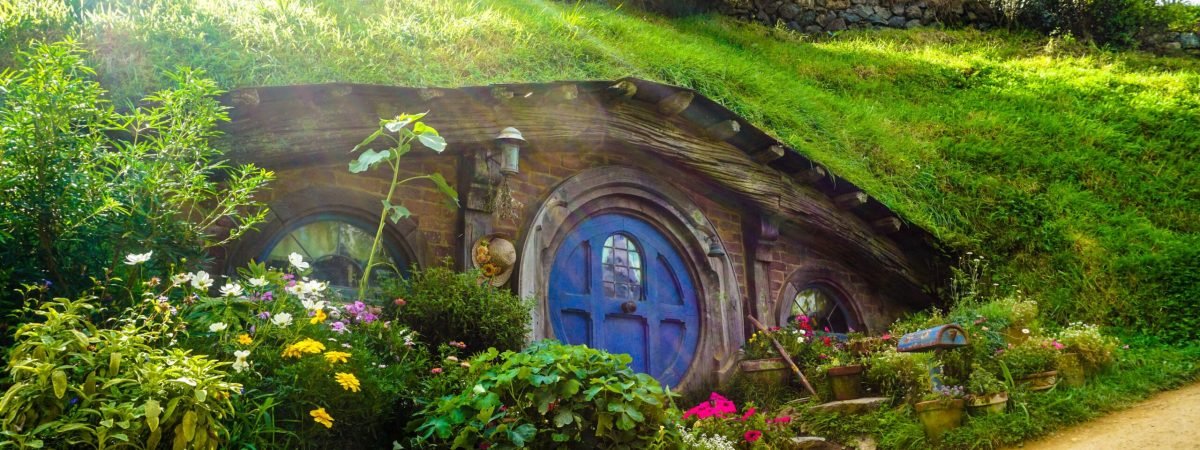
[739,358,792,387]
[827,364,864,401]
[967,392,1008,416]
[914,398,965,441]
[1019,371,1058,391]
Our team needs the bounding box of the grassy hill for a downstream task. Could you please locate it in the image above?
[4,0,1199,339]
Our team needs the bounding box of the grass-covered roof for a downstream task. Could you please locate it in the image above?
[4,0,1198,337]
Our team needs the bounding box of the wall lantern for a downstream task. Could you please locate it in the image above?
[495,127,525,176]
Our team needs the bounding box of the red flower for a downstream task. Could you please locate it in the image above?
[431,367,443,374]
[744,430,763,442]
[741,407,756,421]
[393,297,407,306]
[769,416,792,424]
[882,333,892,341]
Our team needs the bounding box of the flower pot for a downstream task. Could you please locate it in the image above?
[1019,371,1058,391]
[967,392,1008,416]
[914,398,965,441]
[739,358,792,387]
[827,364,864,401]
[1058,353,1085,388]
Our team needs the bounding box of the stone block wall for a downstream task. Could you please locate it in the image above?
[715,0,996,33]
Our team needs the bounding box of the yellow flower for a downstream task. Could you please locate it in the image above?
[323,351,351,364]
[310,309,328,324]
[237,334,253,345]
[334,372,361,393]
[310,407,334,428]
[282,338,326,358]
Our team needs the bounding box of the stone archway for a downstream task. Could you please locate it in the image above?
[517,166,744,390]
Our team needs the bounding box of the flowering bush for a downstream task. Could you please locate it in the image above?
[683,393,801,449]
[1056,322,1118,371]
[383,265,532,353]
[414,340,676,448]
[743,315,842,369]
[997,337,1061,378]
[1,294,239,449]
[174,256,430,449]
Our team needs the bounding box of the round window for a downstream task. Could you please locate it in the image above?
[261,216,409,296]
[791,286,853,333]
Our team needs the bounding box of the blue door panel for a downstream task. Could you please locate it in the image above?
[549,213,700,387]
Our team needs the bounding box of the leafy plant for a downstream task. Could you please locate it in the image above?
[965,364,1006,397]
[0,295,239,449]
[863,349,933,404]
[998,338,1060,378]
[384,265,533,354]
[1056,322,1118,372]
[346,112,456,300]
[414,340,676,448]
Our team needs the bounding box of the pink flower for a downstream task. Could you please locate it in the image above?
[394,297,406,306]
[431,367,443,374]
[882,333,892,341]
[683,393,738,420]
[1053,340,1065,350]
[769,416,792,424]
[744,430,763,442]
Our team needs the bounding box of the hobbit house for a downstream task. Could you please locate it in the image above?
[214,79,948,390]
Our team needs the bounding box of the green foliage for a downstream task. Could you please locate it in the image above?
[863,349,933,404]
[385,265,533,354]
[0,39,272,301]
[414,340,677,448]
[965,364,1006,396]
[1,295,239,449]
[1056,322,1118,371]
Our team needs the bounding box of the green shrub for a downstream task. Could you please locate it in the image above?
[966,364,1007,396]
[864,349,932,404]
[1,294,239,449]
[385,265,532,354]
[998,337,1060,378]
[414,340,676,448]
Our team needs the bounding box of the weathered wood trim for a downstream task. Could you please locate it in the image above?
[705,120,740,141]
[657,91,694,116]
[749,145,786,164]
[834,191,868,209]
[872,217,902,234]
[794,165,827,184]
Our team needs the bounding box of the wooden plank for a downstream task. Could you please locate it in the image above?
[834,191,868,209]
[794,165,826,184]
[657,91,694,116]
[607,80,637,99]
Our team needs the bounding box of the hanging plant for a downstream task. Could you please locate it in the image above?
[490,175,524,223]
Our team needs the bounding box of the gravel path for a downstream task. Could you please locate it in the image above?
[1013,383,1200,450]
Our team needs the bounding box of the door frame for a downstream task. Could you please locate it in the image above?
[517,166,744,391]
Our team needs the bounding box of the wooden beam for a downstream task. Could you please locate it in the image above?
[834,191,868,209]
[557,84,578,101]
[872,216,902,234]
[418,88,444,101]
[794,165,826,184]
[705,120,740,141]
[749,145,786,164]
[657,91,694,116]
[607,80,637,99]
[491,87,513,100]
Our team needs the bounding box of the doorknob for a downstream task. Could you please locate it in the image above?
[621,301,638,314]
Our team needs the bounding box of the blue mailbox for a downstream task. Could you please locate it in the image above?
[896,324,969,353]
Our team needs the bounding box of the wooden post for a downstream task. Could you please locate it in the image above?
[657,91,694,116]
[834,191,868,209]
[705,120,740,141]
[749,145,786,164]
[747,314,819,399]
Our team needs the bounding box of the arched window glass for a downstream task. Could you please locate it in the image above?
[791,286,852,333]
[263,217,407,297]
[601,234,642,301]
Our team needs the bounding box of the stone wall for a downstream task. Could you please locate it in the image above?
[1144,31,1200,55]
[715,0,996,33]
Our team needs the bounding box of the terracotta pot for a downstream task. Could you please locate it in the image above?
[827,364,864,401]
[967,392,1008,416]
[1019,370,1058,391]
[914,398,965,441]
[739,358,792,387]
[1058,353,1085,388]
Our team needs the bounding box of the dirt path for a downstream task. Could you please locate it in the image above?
[1013,382,1200,450]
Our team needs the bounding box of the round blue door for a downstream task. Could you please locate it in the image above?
[549,213,700,387]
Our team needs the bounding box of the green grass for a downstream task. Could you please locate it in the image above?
[3,0,1198,341]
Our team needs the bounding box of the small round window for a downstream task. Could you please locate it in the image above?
[601,234,642,302]
[791,286,852,333]
[262,217,408,296]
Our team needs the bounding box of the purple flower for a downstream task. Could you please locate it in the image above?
[249,325,256,335]
[258,311,271,320]
[331,321,348,334]
[345,301,366,316]
[283,273,295,281]
[261,291,274,302]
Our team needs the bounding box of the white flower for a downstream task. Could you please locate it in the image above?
[232,350,251,373]
[288,252,310,270]
[171,273,192,286]
[327,308,342,319]
[272,312,293,327]
[219,282,244,297]
[981,326,989,331]
[191,271,213,290]
[124,251,153,265]
[1022,328,1031,334]
[248,277,268,288]
[301,299,327,312]
[798,329,807,336]
[209,322,228,333]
